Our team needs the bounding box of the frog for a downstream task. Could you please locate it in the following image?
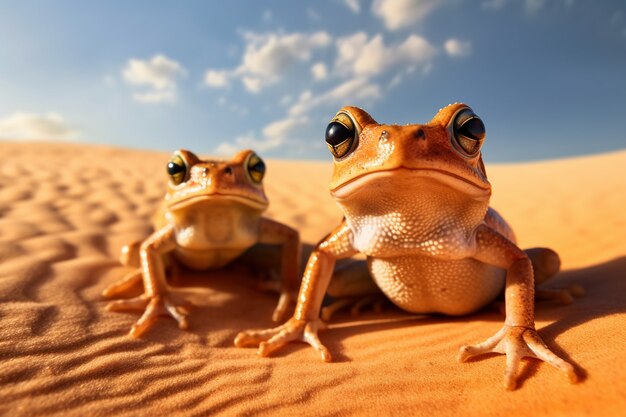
[234,104,580,390]
[103,149,300,338]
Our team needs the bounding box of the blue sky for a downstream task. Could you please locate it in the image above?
[0,0,625,162]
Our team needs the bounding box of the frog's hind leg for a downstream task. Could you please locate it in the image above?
[525,247,584,304]
[321,261,387,322]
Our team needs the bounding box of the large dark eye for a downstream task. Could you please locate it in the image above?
[453,108,485,157]
[167,153,187,185]
[325,112,357,159]
[246,153,265,184]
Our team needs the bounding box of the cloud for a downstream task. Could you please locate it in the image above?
[335,32,437,78]
[311,62,328,80]
[343,0,360,13]
[204,31,332,93]
[372,0,444,30]
[132,90,177,104]
[204,70,230,88]
[0,112,79,140]
[288,77,381,117]
[215,116,308,155]
[444,38,472,58]
[122,54,186,104]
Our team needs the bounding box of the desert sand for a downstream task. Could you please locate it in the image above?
[0,141,624,417]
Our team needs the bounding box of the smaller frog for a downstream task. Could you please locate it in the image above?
[235,105,580,390]
[103,149,300,337]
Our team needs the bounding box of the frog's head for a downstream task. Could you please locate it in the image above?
[163,149,269,213]
[326,103,491,201]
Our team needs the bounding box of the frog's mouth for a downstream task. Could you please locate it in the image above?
[166,193,268,212]
[330,167,491,200]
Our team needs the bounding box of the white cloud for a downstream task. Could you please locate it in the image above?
[372,0,444,30]
[122,54,186,104]
[288,77,381,117]
[215,116,308,155]
[242,76,263,93]
[311,62,328,80]
[444,38,472,58]
[335,32,437,78]
[132,90,177,104]
[204,70,230,88]
[343,0,360,13]
[262,117,308,140]
[0,112,79,140]
[204,31,332,93]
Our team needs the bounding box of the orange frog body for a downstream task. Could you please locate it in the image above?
[235,104,580,390]
[103,149,300,337]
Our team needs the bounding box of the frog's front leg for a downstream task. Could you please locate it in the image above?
[106,224,190,338]
[256,218,301,322]
[235,221,357,361]
[458,224,578,390]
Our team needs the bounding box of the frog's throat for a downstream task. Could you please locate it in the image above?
[330,167,491,200]
[166,194,268,212]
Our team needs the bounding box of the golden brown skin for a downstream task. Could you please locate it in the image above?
[103,149,300,338]
[235,104,578,390]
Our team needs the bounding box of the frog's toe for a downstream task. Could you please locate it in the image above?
[303,321,332,362]
[458,326,506,362]
[101,270,142,298]
[129,297,162,338]
[460,326,578,389]
[523,330,578,384]
[234,328,279,347]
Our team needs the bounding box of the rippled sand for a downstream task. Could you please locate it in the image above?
[0,141,624,417]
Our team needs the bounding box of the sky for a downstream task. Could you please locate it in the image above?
[0,0,625,163]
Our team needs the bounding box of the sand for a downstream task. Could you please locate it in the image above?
[0,141,624,417]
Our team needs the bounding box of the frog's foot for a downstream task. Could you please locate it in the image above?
[536,284,585,305]
[234,317,332,362]
[106,293,192,338]
[458,325,578,390]
[101,270,142,298]
[321,295,387,322]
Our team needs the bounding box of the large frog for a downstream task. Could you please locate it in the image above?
[235,104,579,390]
[103,149,300,338]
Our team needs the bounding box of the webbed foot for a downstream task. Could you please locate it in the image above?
[458,325,578,390]
[106,292,192,338]
[234,318,331,362]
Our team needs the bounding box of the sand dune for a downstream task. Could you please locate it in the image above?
[0,141,624,417]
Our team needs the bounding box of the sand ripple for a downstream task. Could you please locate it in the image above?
[0,142,624,417]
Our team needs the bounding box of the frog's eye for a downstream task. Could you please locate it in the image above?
[246,153,266,184]
[325,112,358,159]
[452,108,486,157]
[167,153,187,185]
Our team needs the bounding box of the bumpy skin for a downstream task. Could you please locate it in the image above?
[235,104,578,390]
[103,149,300,337]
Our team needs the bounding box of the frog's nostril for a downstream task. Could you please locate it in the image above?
[224,167,233,175]
[415,128,426,140]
